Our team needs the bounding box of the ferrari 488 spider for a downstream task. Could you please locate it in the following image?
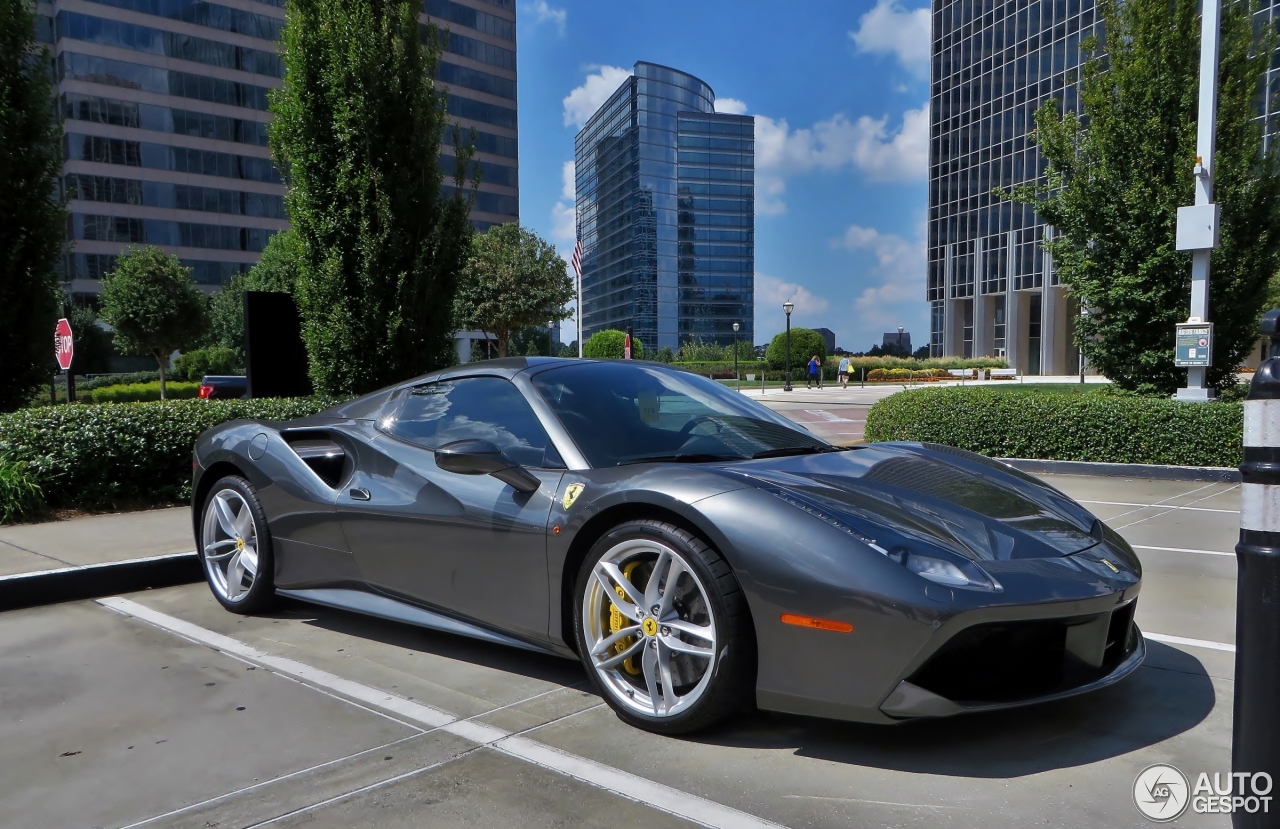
[192,358,1144,734]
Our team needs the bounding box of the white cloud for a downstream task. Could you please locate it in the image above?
[754,107,927,183]
[523,0,566,35]
[849,0,931,78]
[753,273,833,343]
[714,97,748,115]
[559,159,575,202]
[832,222,928,347]
[563,65,633,129]
[751,106,927,213]
[550,161,576,254]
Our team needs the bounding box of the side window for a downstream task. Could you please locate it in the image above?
[381,377,561,468]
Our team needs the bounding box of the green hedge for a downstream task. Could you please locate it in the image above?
[0,460,43,524]
[91,381,201,404]
[0,397,337,508]
[864,387,1243,467]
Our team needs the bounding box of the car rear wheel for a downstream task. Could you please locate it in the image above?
[573,520,755,734]
[199,476,276,613]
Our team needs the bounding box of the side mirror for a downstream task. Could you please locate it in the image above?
[434,439,540,493]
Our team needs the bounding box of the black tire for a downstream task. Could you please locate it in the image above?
[198,475,277,614]
[572,519,756,734]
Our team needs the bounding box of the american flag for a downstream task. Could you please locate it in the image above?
[570,239,582,278]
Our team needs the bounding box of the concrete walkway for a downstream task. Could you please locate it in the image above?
[0,507,191,578]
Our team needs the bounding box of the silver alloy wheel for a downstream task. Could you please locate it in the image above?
[201,488,260,603]
[582,539,718,718]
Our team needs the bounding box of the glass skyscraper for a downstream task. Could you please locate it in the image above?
[929,0,1280,372]
[574,62,754,351]
[37,0,517,299]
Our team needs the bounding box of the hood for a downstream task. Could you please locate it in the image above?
[718,443,1101,561]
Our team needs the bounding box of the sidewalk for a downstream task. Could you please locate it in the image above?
[735,374,1111,406]
[0,507,192,578]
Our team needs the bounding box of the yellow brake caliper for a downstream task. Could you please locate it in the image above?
[609,560,643,675]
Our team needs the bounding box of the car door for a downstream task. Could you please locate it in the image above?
[337,375,565,642]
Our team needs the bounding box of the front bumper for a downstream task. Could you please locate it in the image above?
[879,603,1145,718]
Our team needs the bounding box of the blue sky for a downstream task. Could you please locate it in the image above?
[514,0,930,351]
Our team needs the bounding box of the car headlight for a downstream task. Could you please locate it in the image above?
[889,547,1002,592]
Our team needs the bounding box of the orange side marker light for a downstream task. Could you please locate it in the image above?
[780,613,853,633]
[552,525,561,535]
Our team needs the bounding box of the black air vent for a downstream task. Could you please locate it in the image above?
[285,437,347,488]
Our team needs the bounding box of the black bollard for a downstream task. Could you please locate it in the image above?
[1234,309,1280,829]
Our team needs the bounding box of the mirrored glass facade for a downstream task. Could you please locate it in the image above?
[930,0,1280,372]
[41,0,516,294]
[575,62,754,350]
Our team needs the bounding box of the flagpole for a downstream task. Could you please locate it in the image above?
[572,238,584,358]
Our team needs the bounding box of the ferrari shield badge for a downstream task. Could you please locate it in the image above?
[562,482,585,510]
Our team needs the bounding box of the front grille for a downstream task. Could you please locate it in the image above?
[907,602,1139,705]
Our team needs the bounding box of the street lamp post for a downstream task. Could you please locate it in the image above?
[897,325,904,357]
[732,322,740,391]
[783,302,794,392]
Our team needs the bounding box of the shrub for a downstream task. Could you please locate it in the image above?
[92,381,201,404]
[0,397,338,508]
[173,346,243,382]
[864,387,1243,467]
[583,330,646,360]
[81,371,162,391]
[765,328,826,369]
[0,460,44,524]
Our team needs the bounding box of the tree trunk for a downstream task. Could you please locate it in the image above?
[156,351,167,400]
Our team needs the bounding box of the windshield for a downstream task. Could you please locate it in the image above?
[530,362,833,467]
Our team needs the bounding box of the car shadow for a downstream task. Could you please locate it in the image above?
[267,596,587,688]
[685,641,1219,778]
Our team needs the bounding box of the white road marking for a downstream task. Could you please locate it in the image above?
[118,734,424,829]
[1132,544,1236,558]
[98,597,786,829]
[1079,500,1238,514]
[1145,632,1236,653]
[783,794,964,810]
[803,409,855,422]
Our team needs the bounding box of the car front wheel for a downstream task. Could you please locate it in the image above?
[199,475,276,613]
[573,520,755,734]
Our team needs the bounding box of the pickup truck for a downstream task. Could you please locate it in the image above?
[198,375,248,399]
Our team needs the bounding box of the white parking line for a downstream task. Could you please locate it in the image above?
[1131,544,1236,558]
[1079,499,1238,514]
[1145,632,1236,653]
[97,597,786,829]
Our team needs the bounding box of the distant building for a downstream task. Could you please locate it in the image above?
[44,0,518,300]
[882,331,912,355]
[813,327,836,354]
[575,62,755,350]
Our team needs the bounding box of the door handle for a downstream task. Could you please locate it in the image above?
[349,487,371,501]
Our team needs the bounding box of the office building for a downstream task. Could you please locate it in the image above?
[574,61,754,350]
[38,0,517,299]
[929,0,1280,372]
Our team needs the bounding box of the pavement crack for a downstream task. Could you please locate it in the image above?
[0,538,76,568]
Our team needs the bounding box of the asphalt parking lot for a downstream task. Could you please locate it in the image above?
[0,471,1240,829]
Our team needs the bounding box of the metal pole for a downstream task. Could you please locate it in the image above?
[1233,310,1280,829]
[784,312,793,392]
[1176,0,1221,400]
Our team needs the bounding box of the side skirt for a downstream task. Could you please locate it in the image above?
[276,587,565,657]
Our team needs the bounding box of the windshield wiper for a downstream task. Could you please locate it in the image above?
[750,445,842,459]
[617,453,742,466]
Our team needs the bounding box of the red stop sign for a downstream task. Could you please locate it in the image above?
[54,318,74,371]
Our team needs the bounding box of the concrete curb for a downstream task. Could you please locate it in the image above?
[0,552,201,613]
[998,458,1241,483]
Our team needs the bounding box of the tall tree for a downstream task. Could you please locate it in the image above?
[0,2,65,412]
[1010,0,1280,393]
[99,247,210,399]
[454,223,574,358]
[270,0,475,396]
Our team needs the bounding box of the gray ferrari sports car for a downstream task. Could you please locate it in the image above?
[192,357,1144,734]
